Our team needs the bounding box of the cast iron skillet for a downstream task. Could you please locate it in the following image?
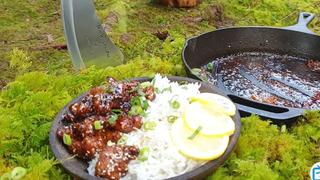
[182,12,320,125]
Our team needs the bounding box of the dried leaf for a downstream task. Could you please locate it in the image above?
[181,17,203,24]
[47,34,54,43]
[152,30,169,41]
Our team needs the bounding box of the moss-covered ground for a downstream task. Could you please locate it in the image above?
[0,0,320,179]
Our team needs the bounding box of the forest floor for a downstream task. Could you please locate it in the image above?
[1,0,320,90]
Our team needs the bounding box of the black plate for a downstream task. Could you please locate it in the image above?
[49,76,241,180]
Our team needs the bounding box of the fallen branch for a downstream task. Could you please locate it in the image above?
[30,43,68,50]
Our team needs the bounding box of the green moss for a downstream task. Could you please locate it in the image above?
[207,112,320,179]
[219,0,320,31]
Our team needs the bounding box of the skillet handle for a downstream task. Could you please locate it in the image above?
[283,12,317,35]
[228,95,306,125]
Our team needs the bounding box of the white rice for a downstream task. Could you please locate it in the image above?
[88,74,206,179]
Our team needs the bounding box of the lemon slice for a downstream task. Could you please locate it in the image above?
[191,93,236,116]
[171,118,229,161]
[184,101,235,136]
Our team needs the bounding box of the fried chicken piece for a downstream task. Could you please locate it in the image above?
[92,94,115,115]
[113,115,133,133]
[110,114,143,133]
[56,125,75,139]
[131,114,143,129]
[57,115,108,139]
[64,77,156,119]
[66,130,122,159]
[57,76,155,162]
[94,145,140,180]
[65,136,108,159]
[119,102,132,114]
[142,85,156,101]
[57,115,123,159]
[68,95,94,119]
[96,129,122,143]
[81,136,108,159]
[62,112,75,123]
[68,139,87,157]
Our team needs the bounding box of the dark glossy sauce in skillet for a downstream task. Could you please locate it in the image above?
[201,52,320,110]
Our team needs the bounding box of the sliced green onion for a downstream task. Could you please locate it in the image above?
[143,121,157,130]
[142,99,149,110]
[181,86,188,90]
[140,81,152,88]
[172,101,180,109]
[111,109,123,115]
[130,97,148,110]
[137,86,145,96]
[94,121,102,130]
[1,173,12,180]
[129,105,143,116]
[200,74,208,82]
[99,82,113,92]
[154,87,160,94]
[161,86,172,93]
[167,115,178,123]
[140,111,147,117]
[117,135,128,145]
[11,167,27,180]
[138,147,150,162]
[130,97,142,106]
[178,81,189,85]
[191,68,201,75]
[99,81,109,89]
[129,84,146,96]
[63,134,72,146]
[207,62,214,70]
[108,114,118,124]
[169,95,180,109]
[187,126,203,140]
[151,77,156,86]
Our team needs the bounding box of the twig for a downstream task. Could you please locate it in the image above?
[30,43,68,50]
[51,11,60,15]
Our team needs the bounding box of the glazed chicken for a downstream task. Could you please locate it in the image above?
[62,76,155,122]
[57,115,123,159]
[94,145,140,180]
[56,77,156,177]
